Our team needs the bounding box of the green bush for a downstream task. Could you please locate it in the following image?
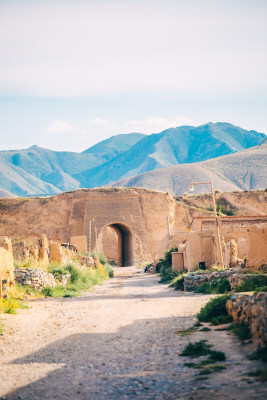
[169,273,186,290]
[158,247,178,283]
[248,346,267,363]
[180,341,212,358]
[235,276,267,292]
[64,264,81,283]
[91,252,108,265]
[196,278,231,294]
[231,322,252,342]
[197,295,232,325]
[104,264,114,278]
[43,286,53,296]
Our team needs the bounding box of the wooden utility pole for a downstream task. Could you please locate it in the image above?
[88,220,92,254]
[189,180,224,267]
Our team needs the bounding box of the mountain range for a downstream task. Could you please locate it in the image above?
[0,122,266,197]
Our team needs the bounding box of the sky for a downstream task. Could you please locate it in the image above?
[0,0,266,152]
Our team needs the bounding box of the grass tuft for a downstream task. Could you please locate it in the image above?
[180,341,212,358]
[231,322,252,342]
[197,295,232,325]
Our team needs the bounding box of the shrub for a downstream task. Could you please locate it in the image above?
[197,295,232,325]
[231,322,252,342]
[43,286,53,296]
[180,341,212,358]
[0,297,28,313]
[235,276,267,292]
[64,264,81,283]
[104,264,114,278]
[196,278,231,294]
[169,273,186,290]
[248,346,267,363]
[91,252,108,265]
[158,247,178,283]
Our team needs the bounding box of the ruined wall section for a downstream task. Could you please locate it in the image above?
[0,195,73,242]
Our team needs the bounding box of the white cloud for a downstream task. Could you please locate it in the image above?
[45,120,73,135]
[123,116,195,134]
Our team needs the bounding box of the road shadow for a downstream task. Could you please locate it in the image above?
[3,315,199,400]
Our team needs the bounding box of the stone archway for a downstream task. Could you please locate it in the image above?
[101,222,134,267]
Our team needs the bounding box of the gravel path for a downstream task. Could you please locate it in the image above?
[0,267,266,400]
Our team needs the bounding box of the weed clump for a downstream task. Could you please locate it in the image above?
[156,247,178,283]
[197,295,232,325]
[43,262,111,297]
[0,298,28,314]
[248,345,267,363]
[169,273,186,290]
[235,276,267,292]
[231,322,252,342]
[180,341,212,358]
[196,278,231,294]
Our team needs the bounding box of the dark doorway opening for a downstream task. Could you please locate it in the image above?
[102,223,134,267]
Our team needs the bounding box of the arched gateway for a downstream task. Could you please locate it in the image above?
[98,223,134,267]
[0,188,180,266]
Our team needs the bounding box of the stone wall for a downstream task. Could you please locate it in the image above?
[0,236,14,287]
[183,270,236,291]
[14,268,70,290]
[226,292,267,344]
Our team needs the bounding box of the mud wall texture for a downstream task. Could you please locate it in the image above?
[0,188,202,264]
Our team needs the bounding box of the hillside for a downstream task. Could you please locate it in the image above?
[83,132,145,161]
[108,144,267,195]
[0,123,265,196]
[0,133,144,196]
[76,122,265,187]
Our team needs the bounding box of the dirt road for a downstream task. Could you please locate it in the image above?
[0,267,266,399]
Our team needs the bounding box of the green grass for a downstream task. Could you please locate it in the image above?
[0,298,28,314]
[169,273,187,290]
[196,278,231,294]
[157,247,178,283]
[248,345,267,363]
[200,327,211,332]
[180,341,212,358]
[198,364,226,375]
[235,276,267,292]
[174,327,195,336]
[90,252,109,265]
[181,340,227,375]
[231,322,252,342]
[197,295,232,325]
[43,263,112,297]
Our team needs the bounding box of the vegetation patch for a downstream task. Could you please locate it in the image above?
[200,327,211,332]
[0,297,28,314]
[235,276,267,292]
[196,278,231,294]
[169,273,187,290]
[181,340,227,376]
[248,345,267,363]
[174,327,195,336]
[156,247,178,283]
[180,341,212,358]
[197,295,232,325]
[231,322,252,342]
[43,263,112,297]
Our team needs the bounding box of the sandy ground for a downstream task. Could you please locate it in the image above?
[0,267,266,400]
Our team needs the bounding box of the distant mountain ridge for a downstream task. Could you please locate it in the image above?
[0,122,265,196]
[108,144,267,195]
